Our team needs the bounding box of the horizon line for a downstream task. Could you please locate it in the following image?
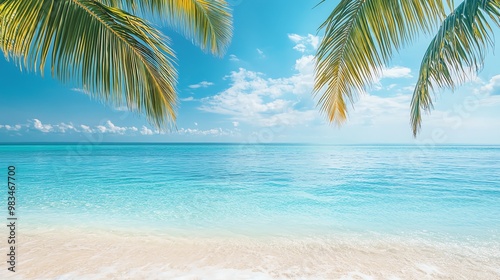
[1,142,500,146]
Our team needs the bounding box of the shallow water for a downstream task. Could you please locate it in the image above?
[0,144,499,278]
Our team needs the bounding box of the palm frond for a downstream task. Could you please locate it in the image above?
[411,0,500,136]
[100,0,233,56]
[314,0,448,124]
[0,0,177,129]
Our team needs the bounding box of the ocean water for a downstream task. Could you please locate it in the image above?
[1,144,499,279]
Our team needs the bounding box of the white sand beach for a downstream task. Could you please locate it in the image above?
[3,228,499,279]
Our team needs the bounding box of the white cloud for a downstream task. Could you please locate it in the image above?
[199,54,318,127]
[382,66,413,79]
[33,120,80,133]
[371,66,413,89]
[189,81,214,89]
[177,127,234,136]
[19,118,142,136]
[478,74,500,96]
[199,43,415,132]
[2,119,244,137]
[106,120,137,134]
[140,126,154,135]
[232,121,239,127]
[288,34,320,53]
[55,122,79,133]
[343,73,500,134]
[0,118,242,140]
[294,44,307,53]
[387,84,398,90]
[95,121,137,134]
[256,48,265,58]
[200,69,291,118]
[294,55,315,75]
[349,93,411,126]
[33,119,53,133]
[106,120,127,134]
[0,124,22,131]
[80,125,93,133]
[96,125,107,133]
[469,74,500,108]
[229,54,240,62]
[288,33,303,43]
[180,97,195,102]
[258,110,317,127]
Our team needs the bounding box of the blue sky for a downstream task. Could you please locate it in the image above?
[1,0,499,144]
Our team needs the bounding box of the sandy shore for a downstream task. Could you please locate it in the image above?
[2,228,499,279]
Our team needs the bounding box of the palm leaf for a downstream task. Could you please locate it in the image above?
[314,0,448,124]
[411,0,500,136]
[0,0,177,129]
[100,0,233,56]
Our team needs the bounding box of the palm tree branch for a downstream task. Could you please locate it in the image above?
[314,0,448,125]
[71,0,172,110]
[99,0,233,56]
[315,0,366,123]
[410,0,500,136]
[0,0,177,129]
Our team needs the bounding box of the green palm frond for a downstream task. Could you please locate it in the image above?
[411,0,500,136]
[0,0,177,129]
[314,0,448,124]
[101,0,233,56]
[0,3,12,50]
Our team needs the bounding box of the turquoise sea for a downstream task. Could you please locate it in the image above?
[1,144,500,279]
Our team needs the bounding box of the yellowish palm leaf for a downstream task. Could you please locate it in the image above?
[0,0,177,128]
[411,0,500,136]
[314,0,449,125]
[0,0,233,129]
[101,0,233,56]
